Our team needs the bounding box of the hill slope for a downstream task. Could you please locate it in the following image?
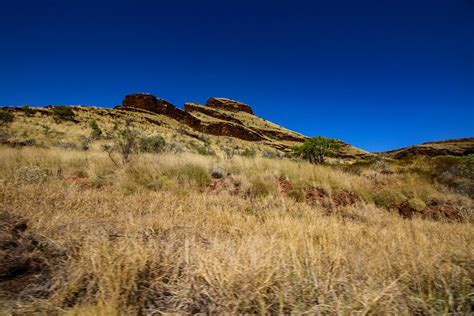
[380,138,474,159]
[1,93,369,160]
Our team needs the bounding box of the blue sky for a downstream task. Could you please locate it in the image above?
[1,0,473,151]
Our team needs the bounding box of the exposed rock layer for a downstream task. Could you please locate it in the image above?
[205,97,254,114]
[119,94,263,141]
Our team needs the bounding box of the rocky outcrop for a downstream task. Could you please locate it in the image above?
[255,128,306,143]
[206,98,254,114]
[122,94,172,113]
[384,145,474,159]
[381,138,474,159]
[204,122,263,141]
[184,102,244,125]
[118,94,263,141]
[185,102,305,142]
[119,93,202,128]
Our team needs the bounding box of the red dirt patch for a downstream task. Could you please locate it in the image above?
[278,176,293,194]
[423,200,463,221]
[207,176,242,195]
[64,176,93,189]
[305,186,331,208]
[332,190,361,207]
[392,200,463,221]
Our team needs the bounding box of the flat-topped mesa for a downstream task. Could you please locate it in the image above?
[205,97,254,114]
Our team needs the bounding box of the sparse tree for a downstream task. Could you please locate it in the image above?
[0,110,14,143]
[116,125,139,163]
[0,110,14,126]
[139,135,165,153]
[21,105,34,117]
[89,120,103,139]
[102,119,140,165]
[294,136,342,164]
[52,106,75,123]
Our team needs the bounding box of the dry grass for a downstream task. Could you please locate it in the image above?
[0,146,472,314]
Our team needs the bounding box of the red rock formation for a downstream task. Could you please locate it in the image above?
[120,94,202,127]
[255,128,306,143]
[206,97,254,114]
[118,94,263,141]
[184,102,244,125]
[204,122,263,141]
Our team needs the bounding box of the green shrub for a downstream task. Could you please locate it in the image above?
[192,143,215,156]
[89,120,102,139]
[52,106,75,122]
[407,197,426,211]
[293,136,342,164]
[430,155,474,195]
[21,105,34,116]
[372,189,406,208]
[0,110,14,126]
[139,135,165,153]
[240,148,257,158]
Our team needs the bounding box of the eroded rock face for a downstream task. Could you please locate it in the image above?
[120,94,202,127]
[204,122,263,141]
[122,93,174,113]
[184,102,244,125]
[206,98,254,114]
[256,128,306,143]
[118,94,263,141]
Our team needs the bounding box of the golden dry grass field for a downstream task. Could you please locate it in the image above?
[0,107,473,314]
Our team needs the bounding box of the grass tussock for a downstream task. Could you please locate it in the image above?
[0,146,473,314]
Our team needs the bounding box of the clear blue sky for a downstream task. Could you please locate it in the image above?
[1,0,473,151]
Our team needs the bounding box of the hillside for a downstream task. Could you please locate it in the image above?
[0,95,473,314]
[381,137,474,159]
[0,93,368,160]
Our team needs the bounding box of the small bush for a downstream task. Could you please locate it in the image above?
[89,120,103,139]
[288,185,305,202]
[139,135,165,153]
[116,126,139,163]
[21,105,34,116]
[15,165,48,183]
[175,164,211,188]
[372,189,406,208]
[249,177,277,197]
[407,197,426,211]
[52,106,75,122]
[240,148,257,158]
[21,139,36,147]
[193,143,215,156]
[430,155,474,195]
[0,110,14,126]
